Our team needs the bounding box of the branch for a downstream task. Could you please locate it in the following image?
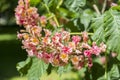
[102,0,107,14]
[93,4,101,15]
[44,4,60,27]
[70,32,93,35]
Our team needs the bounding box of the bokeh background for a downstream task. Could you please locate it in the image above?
[0,0,27,80]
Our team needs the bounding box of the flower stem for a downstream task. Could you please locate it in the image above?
[102,0,107,14]
[70,32,93,35]
[105,52,108,80]
[53,15,60,27]
[93,4,101,15]
[44,3,60,27]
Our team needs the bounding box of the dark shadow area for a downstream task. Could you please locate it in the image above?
[0,27,27,80]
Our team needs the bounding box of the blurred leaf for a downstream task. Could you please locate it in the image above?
[57,64,72,75]
[16,57,32,76]
[117,53,120,61]
[109,64,120,79]
[43,0,49,4]
[80,9,94,30]
[27,57,48,80]
[111,6,120,11]
[58,8,69,17]
[64,0,86,12]
[78,68,86,79]
[30,0,41,6]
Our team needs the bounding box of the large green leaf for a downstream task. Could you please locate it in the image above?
[27,57,48,80]
[91,15,105,43]
[16,57,32,76]
[104,9,120,54]
[91,8,120,54]
[57,64,72,75]
[97,64,120,80]
[80,9,95,30]
[109,64,120,79]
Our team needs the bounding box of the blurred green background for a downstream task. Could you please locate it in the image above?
[0,0,27,80]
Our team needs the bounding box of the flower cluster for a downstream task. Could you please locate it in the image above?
[15,0,107,69]
[15,0,39,26]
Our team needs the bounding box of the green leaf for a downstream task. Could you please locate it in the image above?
[30,0,41,6]
[109,64,120,79]
[78,68,86,79]
[104,9,120,54]
[16,57,32,76]
[117,53,120,61]
[43,0,50,5]
[91,8,120,54]
[80,9,94,30]
[58,8,68,17]
[57,64,72,75]
[111,6,120,11]
[91,15,105,43]
[27,57,48,80]
[64,0,86,12]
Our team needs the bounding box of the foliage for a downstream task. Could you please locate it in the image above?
[15,0,120,80]
[0,0,18,25]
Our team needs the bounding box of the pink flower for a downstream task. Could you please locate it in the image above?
[100,56,106,65]
[15,0,25,25]
[40,16,47,27]
[42,37,51,45]
[22,40,30,49]
[26,45,38,56]
[84,50,92,57]
[52,57,60,66]
[37,52,43,59]
[100,42,107,52]
[71,56,79,65]
[111,52,117,58]
[61,31,70,41]
[91,45,101,56]
[60,53,69,63]
[111,3,118,7]
[72,36,81,44]
[82,31,88,42]
[26,49,34,56]
[31,26,42,37]
[15,0,39,26]
[42,52,53,63]
[68,42,76,50]
[88,58,93,68]
[62,46,72,54]
[52,35,60,43]
[49,19,57,27]
[81,42,91,49]
[17,32,23,39]
[44,29,51,37]
[30,37,39,45]
[74,62,84,70]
